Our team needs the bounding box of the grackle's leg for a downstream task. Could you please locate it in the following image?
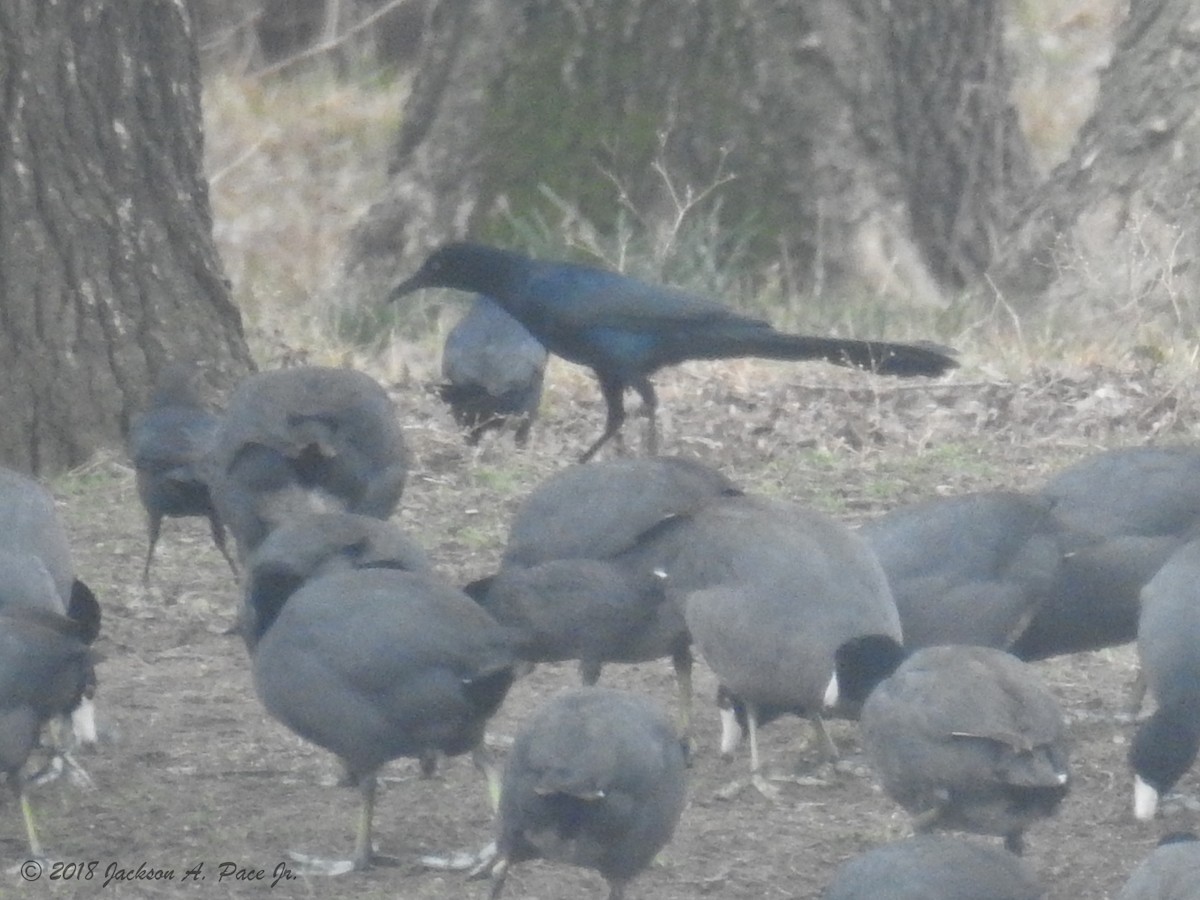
[142,513,163,584]
[630,376,658,456]
[208,511,240,579]
[579,374,628,463]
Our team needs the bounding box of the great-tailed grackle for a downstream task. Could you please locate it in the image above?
[390,242,958,462]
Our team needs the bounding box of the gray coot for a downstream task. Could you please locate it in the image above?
[439,295,547,447]
[860,491,1062,650]
[208,366,409,559]
[485,686,687,900]
[246,567,515,871]
[654,495,900,795]
[1116,832,1200,900]
[822,834,1044,899]
[1131,539,1200,820]
[471,457,740,744]
[830,636,1069,853]
[128,362,237,583]
[0,581,101,857]
[1016,446,1200,660]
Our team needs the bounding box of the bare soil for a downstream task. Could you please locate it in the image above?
[12,358,1200,899]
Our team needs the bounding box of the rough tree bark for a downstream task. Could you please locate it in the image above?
[992,0,1200,324]
[865,0,1038,290]
[254,0,329,65]
[191,0,427,76]
[0,0,252,475]
[339,0,1033,314]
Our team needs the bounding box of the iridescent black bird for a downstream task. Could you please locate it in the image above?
[390,243,957,462]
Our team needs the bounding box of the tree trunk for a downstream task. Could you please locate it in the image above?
[339,0,1032,315]
[991,0,1200,325]
[865,0,1038,290]
[0,0,252,475]
[364,0,431,70]
[254,0,328,65]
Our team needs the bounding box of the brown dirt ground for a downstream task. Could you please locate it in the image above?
[11,357,1200,899]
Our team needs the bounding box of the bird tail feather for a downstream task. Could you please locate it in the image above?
[685,329,958,377]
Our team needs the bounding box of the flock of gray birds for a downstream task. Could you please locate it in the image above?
[5,244,1200,898]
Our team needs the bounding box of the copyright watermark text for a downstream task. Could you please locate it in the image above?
[19,859,299,888]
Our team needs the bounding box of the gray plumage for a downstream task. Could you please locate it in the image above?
[0,574,101,857]
[1016,445,1200,659]
[247,567,515,869]
[0,551,64,615]
[501,456,738,568]
[128,362,236,583]
[489,687,687,900]
[854,643,1069,853]
[439,295,547,447]
[208,366,409,559]
[241,512,432,650]
[1043,446,1200,538]
[0,467,101,748]
[475,560,677,685]
[0,468,100,628]
[1130,539,1200,820]
[860,491,1062,651]
[470,457,738,735]
[823,835,1044,900]
[657,495,899,782]
[0,467,77,606]
[1117,835,1200,900]
[251,568,512,769]
[674,496,900,712]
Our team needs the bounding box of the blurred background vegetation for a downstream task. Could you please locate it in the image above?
[198,0,1147,380]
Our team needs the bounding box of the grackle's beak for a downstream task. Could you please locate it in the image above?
[387,273,425,302]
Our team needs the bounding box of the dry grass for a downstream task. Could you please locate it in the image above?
[199,0,1197,391]
[203,68,413,372]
